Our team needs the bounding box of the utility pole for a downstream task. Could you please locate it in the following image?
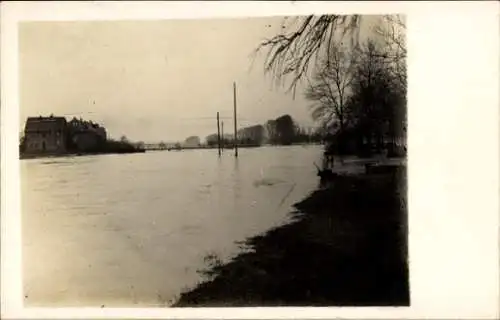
[221,121,224,152]
[217,112,221,157]
[233,82,238,157]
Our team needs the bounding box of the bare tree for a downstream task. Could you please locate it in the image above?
[255,15,362,96]
[305,43,357,152]
[370,16,407,150]
[375,15,406,58]
[374,15,407,89]
[349,39,406,154]
[255,14,406,94]
[303,36,405,157]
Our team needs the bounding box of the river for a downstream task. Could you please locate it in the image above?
[21,145,324,307]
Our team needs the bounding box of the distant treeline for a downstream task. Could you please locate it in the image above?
[100,136,144,154]
[204,114,324,148]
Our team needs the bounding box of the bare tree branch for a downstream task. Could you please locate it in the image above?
[255,14,407,94]
[305,43,356,134]
[374,15,407,89]
[255,15,362,94]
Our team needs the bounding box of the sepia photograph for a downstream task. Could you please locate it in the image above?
[0,1,500,319]
[2,1,500,319]
[18,14,409,308]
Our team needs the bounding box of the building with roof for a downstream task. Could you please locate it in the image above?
[22,115,110,155]
[23,115,68,154]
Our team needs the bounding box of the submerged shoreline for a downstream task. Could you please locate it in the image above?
[19,149,145,160]
[174,166,409,307]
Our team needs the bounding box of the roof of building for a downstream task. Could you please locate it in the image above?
[24,116,67,133]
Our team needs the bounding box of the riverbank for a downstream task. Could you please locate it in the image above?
[174,166,408,307]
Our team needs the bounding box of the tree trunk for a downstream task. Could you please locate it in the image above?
[338,115,345,165]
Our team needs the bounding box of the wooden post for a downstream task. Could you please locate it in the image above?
[217,112,221,157]
[233,82,238,157]
[221,121,224,152]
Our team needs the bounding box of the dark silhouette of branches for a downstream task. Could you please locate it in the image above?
[255,15,362,95]
[255,14,407,95]
[274,114,296,145]
[305,43,357,134]
[375,15,406,58]
[305,36,406,157]
[374,15,407,89]
[349,39,406,155]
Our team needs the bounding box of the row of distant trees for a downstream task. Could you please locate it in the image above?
[203,114,325,148]
[265,114,323,146]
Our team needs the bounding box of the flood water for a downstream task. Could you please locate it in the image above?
[22,145,325,307]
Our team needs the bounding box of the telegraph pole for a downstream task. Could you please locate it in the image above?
[233,82,238,157]
[216,112,221,157]
[221,121,224,152]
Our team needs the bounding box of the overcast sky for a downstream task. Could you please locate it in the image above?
[19,16,378,142]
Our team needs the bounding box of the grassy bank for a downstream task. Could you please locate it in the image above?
[174,167,408,307]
